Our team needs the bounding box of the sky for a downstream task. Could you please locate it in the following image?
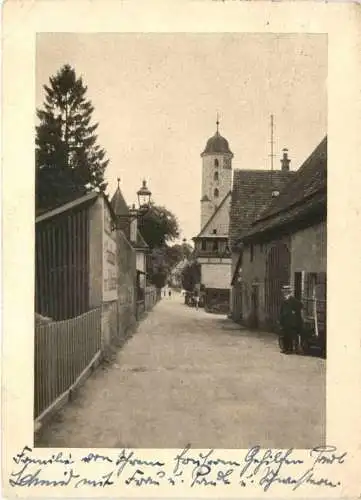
[36,33,327,243]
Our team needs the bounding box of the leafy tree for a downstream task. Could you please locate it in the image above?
[181,261,201,292]
[165,241,193,271]
[138,204,180,249]
[36,64,109,211]
[146,246,168,289]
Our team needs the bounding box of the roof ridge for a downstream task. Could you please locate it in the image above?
[195,190,231,237]
[234,169,297,175]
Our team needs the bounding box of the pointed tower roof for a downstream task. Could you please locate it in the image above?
[110,177,129,216]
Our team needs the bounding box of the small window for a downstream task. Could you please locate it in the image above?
[214,159,219,167]
[213,229,217,234]
[250,244,254,262]
[214,171,219,181]
[214,188,219,198]
[201,240,206,251]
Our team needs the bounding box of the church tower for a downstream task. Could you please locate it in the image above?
[200,118,233,229]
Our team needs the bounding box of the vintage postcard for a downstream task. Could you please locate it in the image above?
[2,0,361,498]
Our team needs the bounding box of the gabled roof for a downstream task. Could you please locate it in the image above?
[243,136,327,241]
[229,169,295,247]
[195,190,231,238]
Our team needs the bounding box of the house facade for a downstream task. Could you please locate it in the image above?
[229,157,295,322]
[169,257,189,288]
[231,137,327,336]
[192,120,233,313]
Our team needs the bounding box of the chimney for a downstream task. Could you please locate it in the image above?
[281,148,291,172]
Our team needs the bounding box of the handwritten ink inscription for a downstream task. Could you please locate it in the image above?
[9,444,346,491]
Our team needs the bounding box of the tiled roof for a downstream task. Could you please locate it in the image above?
[243,136,327,240]
[244,192,326,241]
[229,169,295,247]
[256,136,327,222]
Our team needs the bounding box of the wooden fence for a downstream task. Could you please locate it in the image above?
[145,286,158,310]
[136,286,158,319]
[34,308,101,421]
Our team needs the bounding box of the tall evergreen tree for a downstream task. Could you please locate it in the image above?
[36,64,109,211]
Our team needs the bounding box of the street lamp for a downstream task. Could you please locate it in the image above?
[137,179,152,213]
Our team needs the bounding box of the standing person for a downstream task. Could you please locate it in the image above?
[168,288,172,298]
[279,285,303,354]
[194,289,200,310]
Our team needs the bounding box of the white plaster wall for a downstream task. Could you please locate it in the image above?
[102,201,118,303]
[201,200,214,230]
[201,261,232,289]
[291,221,327,274]
[88,197,103,308]
[201,195,230,236]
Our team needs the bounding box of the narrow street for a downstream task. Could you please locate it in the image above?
[36,292,325,449]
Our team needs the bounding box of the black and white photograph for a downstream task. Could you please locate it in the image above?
[33,32,327,449]
[2,1,361,497]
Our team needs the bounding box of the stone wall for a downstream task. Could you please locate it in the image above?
[100,228,137,350]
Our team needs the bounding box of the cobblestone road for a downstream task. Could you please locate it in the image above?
[36,292,326,449]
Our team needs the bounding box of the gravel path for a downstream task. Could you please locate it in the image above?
[36,292,325,449]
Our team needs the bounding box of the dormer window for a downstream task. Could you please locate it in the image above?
[214,159,219,167]
[214,188,219,198]
[214,171,219,181]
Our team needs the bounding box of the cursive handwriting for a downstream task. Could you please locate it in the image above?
[9,444,346,491]
[13,446,74,466]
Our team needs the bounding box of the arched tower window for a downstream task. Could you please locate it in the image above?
[214,159,219,167]
[214,188,219,198]
[214,171,219,181]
